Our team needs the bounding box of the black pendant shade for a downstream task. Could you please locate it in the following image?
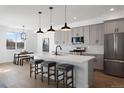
[37,28,44,33]
[61,22,71,31]
[47,26,55,32]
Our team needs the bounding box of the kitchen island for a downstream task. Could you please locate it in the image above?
[34,53,95,88]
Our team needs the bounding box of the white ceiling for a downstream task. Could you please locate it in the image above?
[0,5,124,31]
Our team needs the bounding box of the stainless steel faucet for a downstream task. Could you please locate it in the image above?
[55,45,62,55]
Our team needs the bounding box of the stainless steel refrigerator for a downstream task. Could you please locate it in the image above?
[104,33,124,77]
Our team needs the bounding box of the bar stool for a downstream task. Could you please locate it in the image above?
[56,64,74,88]
[30,59,44,79]
[41,61,56,85]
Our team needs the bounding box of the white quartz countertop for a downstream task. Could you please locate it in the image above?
[34,53,95,63]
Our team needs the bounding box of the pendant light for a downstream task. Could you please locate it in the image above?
[47,7,55,32]
[61,5,71,31]
[36,11,44,33]
[21,25,26,40]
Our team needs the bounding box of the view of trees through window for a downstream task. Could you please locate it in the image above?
[6,32,25,49]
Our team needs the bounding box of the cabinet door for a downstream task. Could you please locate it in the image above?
[54,30,57,44]
[104,21,116,34]
[116,19,124,33]
[83,25,90,44]
[64,31,69,45]
[94,54,104,70]
[61,31,69,45]
[89,24,97,45]
[55,30,61,45]
[71,27,83,37]
[97,23,104,45]
[68,30,72,45]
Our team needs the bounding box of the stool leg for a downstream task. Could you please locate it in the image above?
[65,71,67,88]
[41,65,43,82]
[30,64,32,78]
[72,69,73,88]
[22,59,23,66]
[48,66,50,85]
[20,59,22,66]
[35,64,36,79]
[17,57,19,65]
[36,64,38,74]
[57,70,59,88]
[63,72,65,87]
[54,65,56,82]
[19,58,21,65]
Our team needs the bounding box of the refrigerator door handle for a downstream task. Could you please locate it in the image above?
[114,34,116,57]
[116,34,118,57]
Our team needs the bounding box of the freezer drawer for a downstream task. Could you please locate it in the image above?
[104,59,124,77]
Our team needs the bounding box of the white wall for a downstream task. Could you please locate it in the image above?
[37,32,55,53]
[0,25,37,63]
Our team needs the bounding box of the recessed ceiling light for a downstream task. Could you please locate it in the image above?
[110,8,114,12]
[73,17,77,20]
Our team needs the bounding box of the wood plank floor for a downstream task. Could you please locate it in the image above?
[0,62,124,88]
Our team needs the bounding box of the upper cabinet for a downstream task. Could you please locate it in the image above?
[83,25,90,45]
[61,31,69,45]
[54,30,61,45]
[104,18,124,34]
[89,23,104,45]
[54,30,69,45]
[116,19,124,33]
[55,23,104,46]
[71,26,83,37]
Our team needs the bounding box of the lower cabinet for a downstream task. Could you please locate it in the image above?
[84,54,104,70]
[93,54,104,70]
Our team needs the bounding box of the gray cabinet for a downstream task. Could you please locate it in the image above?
[89,23,104,45]
[116,19,124,33]
[83,25,90,44]
[55,30,69,45]
[104,18,124,34]
[61,31,69,45]
[104,21,116,34]
[54,30,61,45]
[93,54,104,70]
[71,26,83,37]
[84,53,104,70]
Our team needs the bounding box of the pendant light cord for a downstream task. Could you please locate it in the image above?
[49,7,53,26]
[38,12,42,28]
[50,8,52,26]
[65,5,67,23]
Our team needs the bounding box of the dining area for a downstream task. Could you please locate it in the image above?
[13,50,34,66]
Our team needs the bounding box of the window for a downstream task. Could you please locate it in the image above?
[6,32,25,50]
